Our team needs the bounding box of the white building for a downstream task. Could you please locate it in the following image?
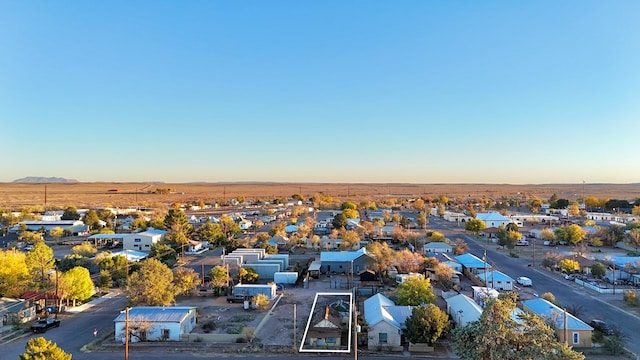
[123,228,167,252]
[475,212,513,229]
[364,293,413,351]
[445,294,482,328]
[113,306,197,342]
[424,241,453,255]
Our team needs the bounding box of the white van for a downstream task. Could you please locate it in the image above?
[517,276,532,287]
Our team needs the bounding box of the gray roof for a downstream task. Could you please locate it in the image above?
[113,307,195,323]
[364,293,413,329]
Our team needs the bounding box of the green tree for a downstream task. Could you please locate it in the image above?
[591,262,606,278]
[163,208,192,233]
[219,214,241,239]
[0,249,29,297]
[465,219,486,234]
[83,209,101,230]
[61,206,80,220]
[20,337,72,360]
[452,294,584,360]
[172,267,200,295]
[396,277,435,306]
[404,304,449,345]
[62,266,94,306]
[25,242,55,290]
[129,217,148,232]
[195,219,225,246]
[332,213,348,229]
[124,258,175,306]
[149,243,178,266]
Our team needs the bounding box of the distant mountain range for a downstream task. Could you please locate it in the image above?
[13,177,78,183]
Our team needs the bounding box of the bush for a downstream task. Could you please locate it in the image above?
[623,290,637,306]
[202,321,216,333]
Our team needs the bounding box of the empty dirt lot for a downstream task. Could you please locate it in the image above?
[1,182,638,209]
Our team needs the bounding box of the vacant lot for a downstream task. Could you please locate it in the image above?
[1,182,638,209]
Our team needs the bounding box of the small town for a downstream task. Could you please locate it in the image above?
[2,189,640,359]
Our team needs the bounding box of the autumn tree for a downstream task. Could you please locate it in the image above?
[71,242,97,257]
[124,258,175,306]
[404,304,449,345]
[396,277,435,306]
[50,227,64,243]
[555,224,586,245]
[208,266,230,295]
[465,219,486,235]
[453,238,469,255]
[394,249,425,274]
[366,241,395,278]
[0,249,29,297]
[452,293,583,360]
[413,199,426,212]
[218,214,241,239]
[625,228,640,254]
[173,267,200,295]
[238,267,259,284]
[25,242,55,290]
[20,337,72,360]
[558,259,580,273]
[433,262,455,288]
[417,211,428,229]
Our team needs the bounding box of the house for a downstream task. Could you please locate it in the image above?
[307,305,344,348]
[113,306,197,342]
[521,298,593,347]
[364,293,413,351]
[424,241,453,255]
[123,228,167,252]
[0,297,37,325]
[475,212,513,229]
[10,220,88,236]
[454,253,491,277]
[444,294,482,328]
[320,247,370,274]
[471,286,499,307]
[476,270,514,291]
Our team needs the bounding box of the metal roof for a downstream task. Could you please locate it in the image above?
[113,306,196,323]
[364,293,413,330]
[320,247,367,262]
[522,298,593,331]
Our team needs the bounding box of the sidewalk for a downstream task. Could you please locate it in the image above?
[0,290,118,346]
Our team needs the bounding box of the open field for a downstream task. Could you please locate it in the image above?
[0,182,639,209]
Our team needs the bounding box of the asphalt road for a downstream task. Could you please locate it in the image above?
[428,216,640,355]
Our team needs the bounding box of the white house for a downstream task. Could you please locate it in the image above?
[444,294,483,328]
[477,270,514,291]
[424,241,453,255]
[364,293,413,351]
[113,307,197,342]
[123,228,167,252]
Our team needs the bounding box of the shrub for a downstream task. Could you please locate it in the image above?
[623,290,637,306]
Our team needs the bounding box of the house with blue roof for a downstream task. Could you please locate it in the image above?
[364,293,413,351]
[476,212,513,229]
[320,247,370,274]
[521,298,593,347]
[476,270,514,291]
[454,253,491,276]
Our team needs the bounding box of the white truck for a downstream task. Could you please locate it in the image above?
[517,276,532,287]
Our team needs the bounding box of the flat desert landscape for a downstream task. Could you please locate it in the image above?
[1,182,639,210]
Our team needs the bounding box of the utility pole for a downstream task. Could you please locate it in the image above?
[125,307,129,360]
[293,303,297,352]
[563,308,568,345]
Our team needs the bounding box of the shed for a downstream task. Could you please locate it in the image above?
[113,306,196,342]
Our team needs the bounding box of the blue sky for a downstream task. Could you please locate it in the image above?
[1,1,639,184]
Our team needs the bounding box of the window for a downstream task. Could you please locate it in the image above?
[573,332,579,344]
[379,333,388,343]
[326,337,337,344]
[163,329,170,339]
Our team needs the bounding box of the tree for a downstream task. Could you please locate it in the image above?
[208,266,230,294]
[465,219,486,235]
[342,208,359,219]
[396,277,435,306]
[404,304,449,345]
[366,241,395,279]
[554,224,586,245]
[332,213,348,229]
[124,258,175,306]
[540,228,556,242]
[394,249,425,274]
[71,242,97,257]
[413,199,426,212]
[164,208,191,230]
[238,267,259,284]
[625,228,640,254]
[340,201,357,210]
[591,262,606,278]
[218,214,241,239]
[50,227,64,243]
[433,262,455,288]
[195,219,225,246]
[253,293,269,310]
[62,266,94,306]
[149,243,178,266]
[453,238,469,255]
[173,267,200,295]
[83,209,101,231]
[417,211,428,229]
[0,249,29,297]
[452,294,584,360]
[25,242,55,290]
[558,259,580,273]
[20,337,72,360]
[61,206,80,220]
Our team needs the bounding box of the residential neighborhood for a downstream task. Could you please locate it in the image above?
[2,190,640,359]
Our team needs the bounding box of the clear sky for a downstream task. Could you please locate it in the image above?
[2,1,639,184]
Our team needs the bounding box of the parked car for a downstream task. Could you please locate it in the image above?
[226,293,251,304]
[515,240,529,246]
[23,244,34,251]
[517,276,532,286]
[31,318,60,333]
[589,319,614,335]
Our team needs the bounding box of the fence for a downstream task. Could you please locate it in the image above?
[574,279,626,294]
[181,333,242,343]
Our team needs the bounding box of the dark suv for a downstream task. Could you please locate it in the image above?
[590,320,614,335]
[31,318,60,333]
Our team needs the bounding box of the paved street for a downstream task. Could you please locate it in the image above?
[428,216,640,356]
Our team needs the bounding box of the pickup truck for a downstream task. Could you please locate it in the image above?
[227,293,251,303]
[31,318,60,333]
